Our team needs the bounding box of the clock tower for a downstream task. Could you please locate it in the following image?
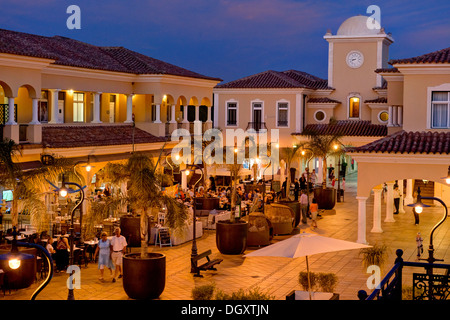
[323,15,394,121]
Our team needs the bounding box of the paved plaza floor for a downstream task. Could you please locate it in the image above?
[1,172,450,302]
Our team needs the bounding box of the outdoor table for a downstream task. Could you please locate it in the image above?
[149,221,203,246]
[5,235,26,241]
[19,230,36,236]
[206,210,231,229]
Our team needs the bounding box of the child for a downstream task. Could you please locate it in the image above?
[416,232,423,258]
[310,198,319,229]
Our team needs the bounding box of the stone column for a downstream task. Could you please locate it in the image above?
[371,188,383,233]
[387,106,393,127]
[205,106,212,130]
[182,105,189,130]
[385,181,396,222]
[169,104,178,134]
[404,179,414,205]
[392,106,398,126]
[154,104,162,123]
[48,89,60,124]
[91,92,102,123]
[357,196,368,244]
[124,94,133,123]
[6,97,16,125]
[4,96,19,142]
[398,179,405,214]
[397,106,403,126]
[30,98,40,125]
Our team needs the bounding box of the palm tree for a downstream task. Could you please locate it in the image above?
[98,152,188,258]
[279,144,302,198]
[299,119,343,189]
[0,138,77,231]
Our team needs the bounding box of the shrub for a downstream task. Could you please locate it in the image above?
[317,273,338,292]
[359,244,388,272]
[298,271,338,292]
[191,283,216,300]
[298,271,317,291]
[214,287,275,300]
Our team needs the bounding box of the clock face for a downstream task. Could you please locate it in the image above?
[346,51,364,68]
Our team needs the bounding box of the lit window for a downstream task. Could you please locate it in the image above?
[73,92,84,122]
[349,96,360,118]
[431,91,450,128]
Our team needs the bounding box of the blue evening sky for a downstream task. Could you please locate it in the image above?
[1,0,449,83]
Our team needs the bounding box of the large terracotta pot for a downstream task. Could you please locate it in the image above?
[0,245,37,290]
[216,220,248,254]
[313,187,337,210]
[123,253,166,300]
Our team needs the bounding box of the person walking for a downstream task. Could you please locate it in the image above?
[93,232,114,281]
[412,207,420,225]
[299,175,307,192]
[282,178,288,199]
[416,232,423,258]
[294,178,300,201]
[110,227,127,282]
[393,184,401,214]
[299,190,308,224]
[310,198,319,230]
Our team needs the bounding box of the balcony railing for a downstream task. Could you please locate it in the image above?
[362,249,450,300]
[0,104,18,124]
[246,122,267,132]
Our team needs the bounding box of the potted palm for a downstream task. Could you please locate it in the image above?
[99,152,188,299]
[300,119,342,210]
[216,145,248,255]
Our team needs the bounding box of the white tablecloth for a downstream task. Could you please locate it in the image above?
[150,221,203,246]
[206,211,231,229]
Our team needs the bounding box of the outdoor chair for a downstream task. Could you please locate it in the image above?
[264,203,295,235]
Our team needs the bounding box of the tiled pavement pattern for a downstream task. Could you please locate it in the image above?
[2,172,450,301]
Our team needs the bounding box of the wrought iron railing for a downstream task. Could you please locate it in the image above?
[363,249,450,300]
[0,103,18,124]
[246,122,267,132]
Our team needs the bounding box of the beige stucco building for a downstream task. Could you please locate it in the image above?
[0,29,221,178]
[213,15,450,244]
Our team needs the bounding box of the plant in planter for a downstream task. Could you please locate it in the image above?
[359,243,388,273]
[100,152,189,299]
[296,271,338,300]
[215,144,249,255]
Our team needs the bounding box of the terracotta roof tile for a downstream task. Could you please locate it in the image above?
[307,97,341,104]
[389,47,450,65]
[375,67,399,73]
[215,69,330,89]
[348,131,450,154]
[41,125,166,148]
[364,97,387,104]
[294,120,387,137]
[0,28,221,81]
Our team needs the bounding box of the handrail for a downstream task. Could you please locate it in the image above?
[366,262,402,300]
[365,249,450,300]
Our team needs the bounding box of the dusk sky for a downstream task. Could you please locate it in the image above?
[2,0,449,83]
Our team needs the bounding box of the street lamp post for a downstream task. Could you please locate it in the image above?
[407,187,447,264]
[185,164,203,274]
[407,187,448,300]
[58,177,85,300]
